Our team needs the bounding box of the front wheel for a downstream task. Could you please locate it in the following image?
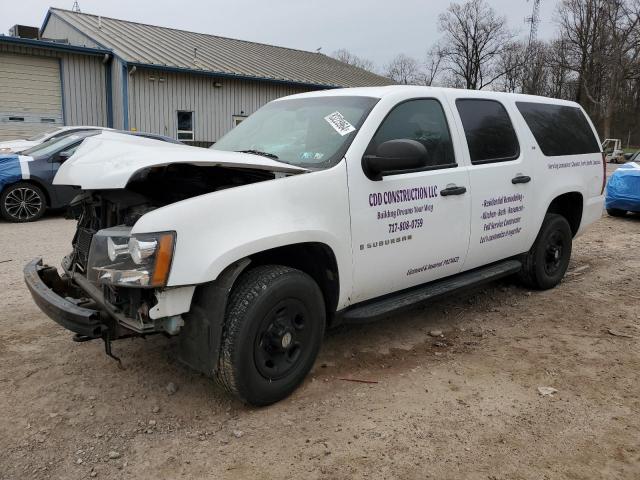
[519,213,573,290]
[217,265,325,406]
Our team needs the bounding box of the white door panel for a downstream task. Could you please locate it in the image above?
[446,96,533,270]
[346,94,472,304]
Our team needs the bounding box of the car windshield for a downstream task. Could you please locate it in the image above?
[211,96,379,169]
[26,127,62,142]
[22,131,99,158]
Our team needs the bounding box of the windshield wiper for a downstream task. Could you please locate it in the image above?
[236,149,279,160]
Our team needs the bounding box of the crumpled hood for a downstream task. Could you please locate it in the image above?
[53,131,308,189]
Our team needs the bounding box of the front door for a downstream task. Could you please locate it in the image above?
[346,96,472,304]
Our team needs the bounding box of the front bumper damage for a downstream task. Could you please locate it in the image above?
[24,256,249,376]
[24,258,148,366]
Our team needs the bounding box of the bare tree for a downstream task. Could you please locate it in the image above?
[437,0,516,89]
[422,45,445,86]
[496,41,527,93]
[331,49,376,73]
[384,54,421,84]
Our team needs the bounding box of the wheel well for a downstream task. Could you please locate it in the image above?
[246,243,340,323]
[547,192,583,236]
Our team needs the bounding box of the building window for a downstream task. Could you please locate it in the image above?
[177,111,194,141]
[233,115,247,127]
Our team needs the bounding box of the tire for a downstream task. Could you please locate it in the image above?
[0,182,46,222]
[217,265,326,406]
[607,208,627,217]
[519,214,573,290]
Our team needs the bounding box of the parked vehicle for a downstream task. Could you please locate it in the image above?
[625,150,640,162]
[24,86,605,405]
[602,138,625,163]
[605,161,640,216]
[0,126,109,154]
[1,130,184,222]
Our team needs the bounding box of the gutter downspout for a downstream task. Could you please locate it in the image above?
[103,54,113,128]
[122,62,129,131]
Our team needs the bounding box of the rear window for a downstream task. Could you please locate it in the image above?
[456,99,520,164]
[516,102,600,156]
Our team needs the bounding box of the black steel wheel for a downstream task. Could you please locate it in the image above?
[217,265,325,406]
[519,213,572,290]
[0,182,46,222]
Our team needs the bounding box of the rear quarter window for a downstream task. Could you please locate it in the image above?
[516,102,600,156]
[455,99,520,165]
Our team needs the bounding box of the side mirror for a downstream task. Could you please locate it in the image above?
[362,139,429,181]
[58,150,74,162]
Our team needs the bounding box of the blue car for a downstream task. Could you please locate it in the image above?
[605,161,640,217]
[0,130,183,222]
[0,131,102,222]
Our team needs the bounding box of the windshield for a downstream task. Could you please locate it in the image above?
[22,131,98,158]
[211,96,379,169]
[26,127,62,142]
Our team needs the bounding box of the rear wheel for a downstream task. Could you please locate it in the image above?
[217,265,325,406]
[607,208,627,217]
[0,182,46,222]
[519,214,572,290]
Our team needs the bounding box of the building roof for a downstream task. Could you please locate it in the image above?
[42,8,393,89]
[0,34,111,56]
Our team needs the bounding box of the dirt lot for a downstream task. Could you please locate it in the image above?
[1,186,639,479]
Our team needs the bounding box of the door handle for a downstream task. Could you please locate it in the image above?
[511,175,531,184]
[440,185,467,196]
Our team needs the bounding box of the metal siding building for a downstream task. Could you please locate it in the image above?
[0,8,392,144]
[0,38,110,140]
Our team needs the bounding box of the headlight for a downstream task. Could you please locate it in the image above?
[87,228,176,288]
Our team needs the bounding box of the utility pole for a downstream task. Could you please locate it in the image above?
[72,1,81,13]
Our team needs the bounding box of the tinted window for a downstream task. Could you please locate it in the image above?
[367,99,456,167]
[516,102,600,156]
[456,99,519,164]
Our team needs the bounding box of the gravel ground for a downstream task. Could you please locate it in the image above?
[1,170,639,479]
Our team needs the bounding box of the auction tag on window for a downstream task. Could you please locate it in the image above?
[324,111,356,136]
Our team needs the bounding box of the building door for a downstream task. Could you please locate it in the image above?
[0,53,63,141]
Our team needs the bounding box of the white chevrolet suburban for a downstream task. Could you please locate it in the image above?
[25,86,605,405]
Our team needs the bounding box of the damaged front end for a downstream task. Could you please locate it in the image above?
[24,162,277,365]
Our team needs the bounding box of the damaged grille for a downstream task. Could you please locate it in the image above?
[73,227,95,272]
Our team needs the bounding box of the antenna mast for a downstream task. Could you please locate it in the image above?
[72,1,81,13]
[525,0,541,47]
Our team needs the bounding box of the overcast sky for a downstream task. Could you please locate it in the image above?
[1,0,560,68]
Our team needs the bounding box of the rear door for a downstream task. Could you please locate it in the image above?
[448,96,534,270]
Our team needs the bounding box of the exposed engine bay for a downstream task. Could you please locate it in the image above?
[67,164,274,272]
[61,163,276,333]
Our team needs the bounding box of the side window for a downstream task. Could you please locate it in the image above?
[516,102,600,156]
[456,99,519,164]
[367,99,456,168]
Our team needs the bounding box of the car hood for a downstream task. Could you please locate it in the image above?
[0,139,36,153]
[53,131,309,189]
